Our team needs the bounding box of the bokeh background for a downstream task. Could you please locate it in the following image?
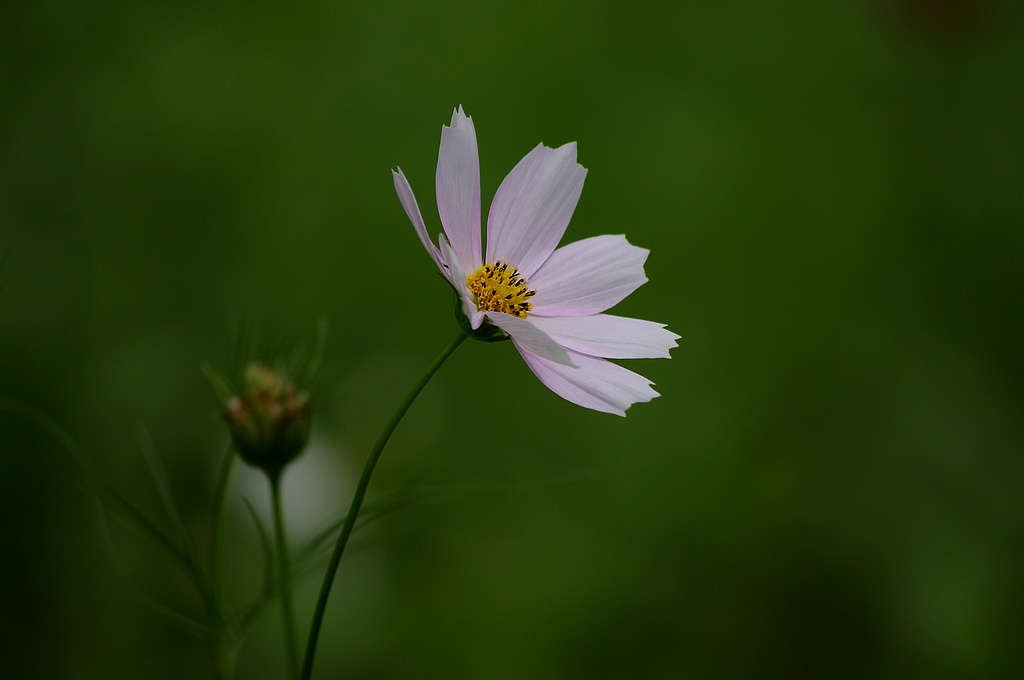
[3,1,1022,678]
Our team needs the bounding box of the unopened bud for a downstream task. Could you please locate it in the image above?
[223,363,310,477]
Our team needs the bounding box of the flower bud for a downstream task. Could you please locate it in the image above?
[222,363,310,477]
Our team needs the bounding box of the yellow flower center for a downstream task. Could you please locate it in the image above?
[465,261,536,318]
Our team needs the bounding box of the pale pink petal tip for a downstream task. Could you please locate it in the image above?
[437,105,482,276]
[518,347,660,416]
[393,167,443,272]
[485,142,587,278]
[450,105,470,124]
[529,235,650,317]
[529,314,679,360]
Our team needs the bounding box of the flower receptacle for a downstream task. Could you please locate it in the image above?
[452,286,509,343]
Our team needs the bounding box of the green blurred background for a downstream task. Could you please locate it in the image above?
[3,1,1023,678]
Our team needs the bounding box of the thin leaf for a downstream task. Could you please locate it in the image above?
[296,498,390,565]
[134,423,196,561]
[233,498,276,632]
[244,498,275,597]
[295,478,484,561]
[92,501,216,640]
[297,315,329,388]
[0,397,190,572]
[201,363,236,405]
[294,474,586,567]
[210,446,238,616]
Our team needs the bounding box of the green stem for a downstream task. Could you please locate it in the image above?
[210,448,239,680]
[300,331,467,680]
[211,446,237,613]
[272,472,300,680]
[210,630,237,680]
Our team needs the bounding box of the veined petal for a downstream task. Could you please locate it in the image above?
[529,235,649,317]
[486,142,587,279]
[440,236,485,329]
[393,168,443,271]
[517,347,660,416]
[436,106,482,275]
[529,314,679,359]
[488,312,573,366]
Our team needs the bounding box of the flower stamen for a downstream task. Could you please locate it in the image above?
[466,261,536,318]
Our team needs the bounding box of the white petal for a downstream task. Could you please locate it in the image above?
[486,142,587,279]
[487,312,573,366]
[439,236,484,329]
[517,347,660,416]
[528,235,649,317]
[393,168,443,271]
[529,314,679,359]
[436,106,482,275]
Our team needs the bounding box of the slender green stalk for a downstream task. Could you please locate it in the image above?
[300,331,467,680]
[210,447,239,680]
[210,447,238,611]
[210,629,237,680]
[271,472,301,680]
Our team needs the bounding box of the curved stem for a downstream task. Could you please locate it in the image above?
[272,473,300,680]
[300,331,467,680]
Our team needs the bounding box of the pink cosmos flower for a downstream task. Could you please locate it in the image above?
[392,106,679,416]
